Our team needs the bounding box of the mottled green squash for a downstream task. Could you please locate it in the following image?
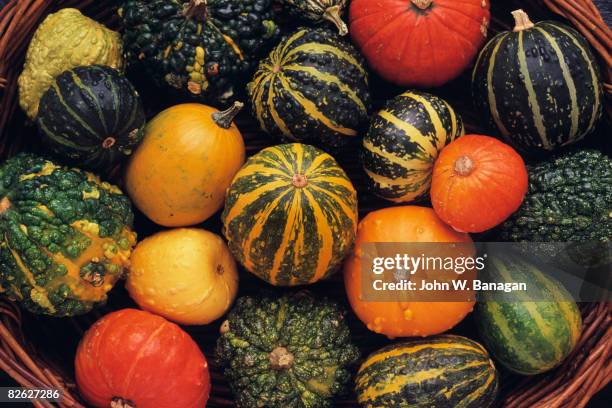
[475,253,582,375]
[36,65,145,171]
[500,150,612,242]
[18,8,124,120]
[280,0,348,35]
[216,292,360,408]
[248,27,370,147]
[361,91,463,203]
[355,335,498,408]
[119,0,279,103]
[222,143,357,286]
[0,154,136,316]
[472,10,603,153]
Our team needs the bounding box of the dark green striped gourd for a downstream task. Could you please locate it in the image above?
[361,91,464,203]
[222,143,357,286]
[472,9,603,153]
[36,65,145,171]
[355,335,498,408]
[248,27,370,148]
[475,252,582,375]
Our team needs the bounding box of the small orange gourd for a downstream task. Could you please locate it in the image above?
[344,206,476,339]
[125,102,245,227]
[430,134,528,233]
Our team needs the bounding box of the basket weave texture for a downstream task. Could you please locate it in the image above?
[0,1,611,408]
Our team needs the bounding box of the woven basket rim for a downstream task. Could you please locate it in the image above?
[0,1,611,407]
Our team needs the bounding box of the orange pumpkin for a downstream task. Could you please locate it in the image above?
[75,309,210,408]
[125,102,245,227]
[344,206,475,339]
[430,134,528,233]
[349,0,490,87]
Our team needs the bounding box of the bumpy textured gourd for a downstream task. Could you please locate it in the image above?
[476,253,582,375]
[279,0,348,35]
[216,292,360,408]
[36,65,145,171]
[362,91,464,203]
[0,154,136,316]
[355,335,498,407]
[248,27,370,147]
[222,143,357,286]
[119,0,279,103]
[18,8,124,120]
[500,150,611,242]
[472,9,603,153]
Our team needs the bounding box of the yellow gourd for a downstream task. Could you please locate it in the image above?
[18,8,124,119]
[126,228,239,325]
[125,102,245,227]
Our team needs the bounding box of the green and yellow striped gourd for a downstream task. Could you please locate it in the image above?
[248,27,370,148]
[472,9,603,153]
[355,335,498,408]
[222,143,357,286]
[361,91,464,203]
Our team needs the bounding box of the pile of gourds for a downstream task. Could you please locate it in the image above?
[0,1,609,407]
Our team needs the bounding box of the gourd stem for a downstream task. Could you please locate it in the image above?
[102,137,116,149]
[511,9,535,32]
[184,0,208,21]
[269,346,294,370]
[212,101,244,129]
[454,155,474,176]
[323,6,348,36]
[0,197,10,215]
[292,174,308,188]
[411,0,433,10]
[110,397,136,408]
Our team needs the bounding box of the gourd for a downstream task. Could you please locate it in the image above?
[0,154,136,316]
[18,8,124,120]
[349,0,490,87]
[75,309,210,408]
[344,206,475,338]
[472,9,603,153]
[36,65,145,171]
[126,228,239,325]
[430,134,528,233]
[125,102,245,227]
[279,0,348,35]
[500,149,612,242]
[119,0,280,103]
[248,27,370,147]
[222,143,357,286]
[362,91,463,203]
[475,253,582,375]
[216,292,360,408]
[355,335,498,408]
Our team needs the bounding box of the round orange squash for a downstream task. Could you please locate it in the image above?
[430,134,528,233]
[126,228,239,325]
[125,102,245,227]
[344,206,475,338]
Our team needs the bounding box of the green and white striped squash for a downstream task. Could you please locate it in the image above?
[472,9,603,154]
[355,335,498,408]
[36,65,145,171]
[222,143,357,286]
[361,91,463,203]
[475,252,582,375]
[248,27,370,148]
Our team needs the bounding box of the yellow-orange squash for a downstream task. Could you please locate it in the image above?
[125,102,245,226]
[344,206,476,338]
[126,228,238,325]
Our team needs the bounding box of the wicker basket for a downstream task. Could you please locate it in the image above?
[0,1,611,407]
